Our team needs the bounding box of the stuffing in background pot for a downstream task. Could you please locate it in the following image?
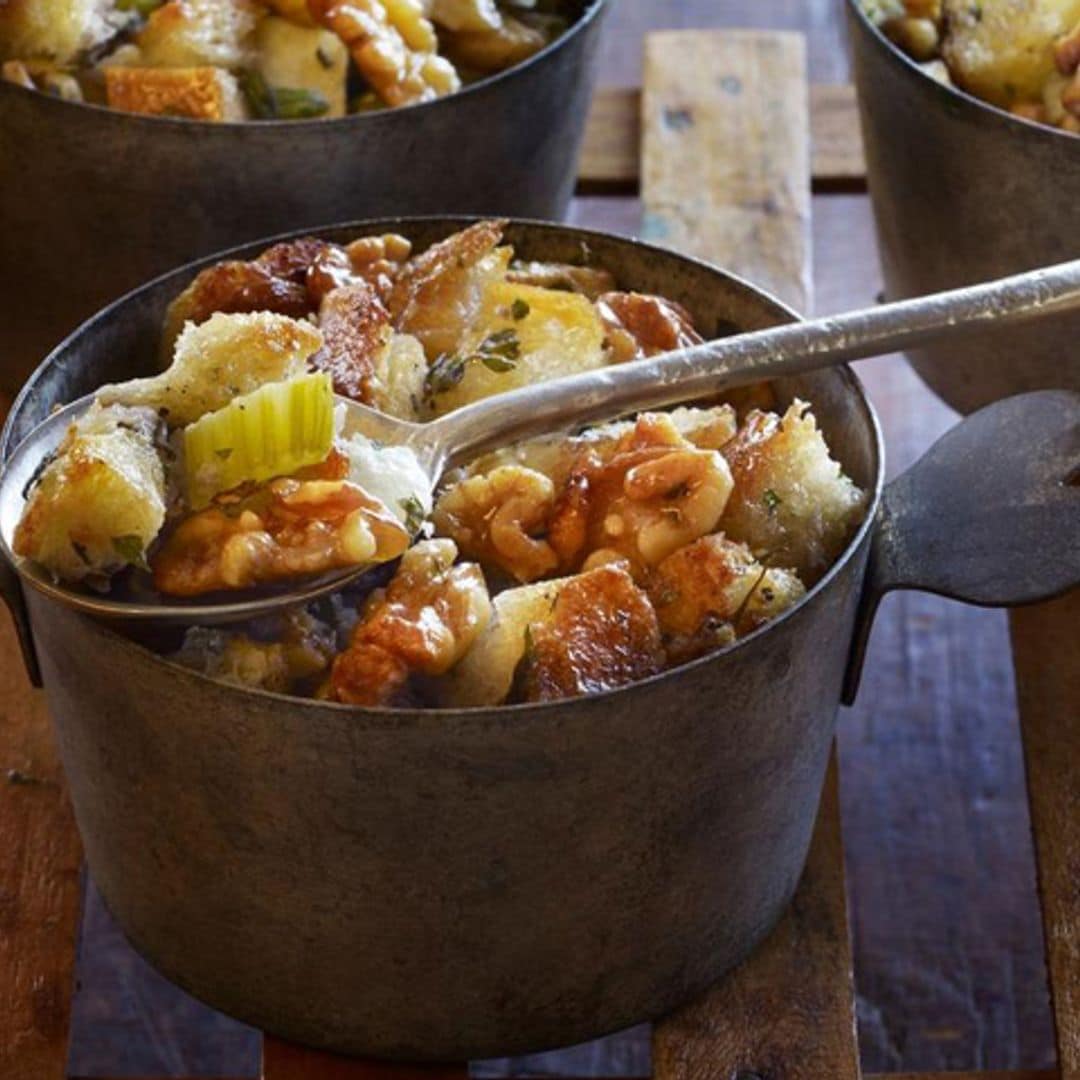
[0,0,575,121]
[863,0,1080,132]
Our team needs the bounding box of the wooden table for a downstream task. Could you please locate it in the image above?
[2,2,1076,1078]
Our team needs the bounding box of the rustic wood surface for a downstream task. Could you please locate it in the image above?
[0,408,84,1080]
[1,1,1071,1077]
[580,84,865,188]
[1011,593,1080,1080]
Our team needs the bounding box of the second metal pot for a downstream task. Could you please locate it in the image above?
[0,0,606,396]
[847,0,1080,413]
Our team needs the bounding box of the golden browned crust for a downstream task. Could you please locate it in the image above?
[517,565,664,702]
[388,218,506,322]
[312,281,393,401]
[104,66,246,121]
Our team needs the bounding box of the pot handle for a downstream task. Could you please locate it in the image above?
[0,557,42,688]
[842,389,1079,705]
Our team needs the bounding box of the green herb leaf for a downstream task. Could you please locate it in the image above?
[480,353,518,373]
[763,488,782,514]
[117,0,164,16]
[239,69,275,119]
[399,495,427,536]
[425,354,467,397]
[470,328,521,373]
[477,328,521,361]
[214,447,233,460]
[510,298,530,321]
[111,534,148,568]
[271,86,331,119]
[239,71,329,120]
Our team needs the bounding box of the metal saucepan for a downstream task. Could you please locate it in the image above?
[846,0,1080,414]
[0,0,606,396]
[1,219,1077,1060]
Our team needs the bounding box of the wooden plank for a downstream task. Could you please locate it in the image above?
[0,389,84,1080]
[653,755,859,1080]
[262,1038,469,1080]
[643,30,857,1080]
[640,30,813,312]
[580,84,864,188]
[1011,591,1080,1080]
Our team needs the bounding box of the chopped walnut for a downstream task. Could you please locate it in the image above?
[432,464,559,583]
[309,0,460,107]
[328,539,491,706]
[152,478,409,597]
[597,291,703,363]
[546,413,733,576]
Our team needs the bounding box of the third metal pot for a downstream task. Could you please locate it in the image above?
[846,0,1080,414]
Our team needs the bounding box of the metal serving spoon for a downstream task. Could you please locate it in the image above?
[2,258,1079,625]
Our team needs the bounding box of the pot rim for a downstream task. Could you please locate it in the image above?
[845,0,1080,145]
[2,214,885,719]
[0,0,606,132]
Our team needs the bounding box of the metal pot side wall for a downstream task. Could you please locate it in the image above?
[846,0,1080,414]
[0,0,606,395]
[6,221,881,1059]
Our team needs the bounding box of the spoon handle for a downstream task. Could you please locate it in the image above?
[428,258,1080,463]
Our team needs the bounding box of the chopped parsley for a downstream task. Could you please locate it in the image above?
[424,330,522,397]
[510,298,531,321]
[425,354,467,397]
[399,495,427,535]
[763,488,782,514]
[239,70,330,120]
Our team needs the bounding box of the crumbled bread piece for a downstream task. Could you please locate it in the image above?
[0,0,131,65]
[136,0,259,70]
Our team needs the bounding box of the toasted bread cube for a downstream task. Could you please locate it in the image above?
[98,312,323,426]
[253,15,348,116]
[137,0,259,70]
[104,65,247,120]
[14,404,167,583]
[942,0,1080,106]
[0,0,130,65]
[430,279,607,416]
[439,576,566,706]
[719,401,866,582]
